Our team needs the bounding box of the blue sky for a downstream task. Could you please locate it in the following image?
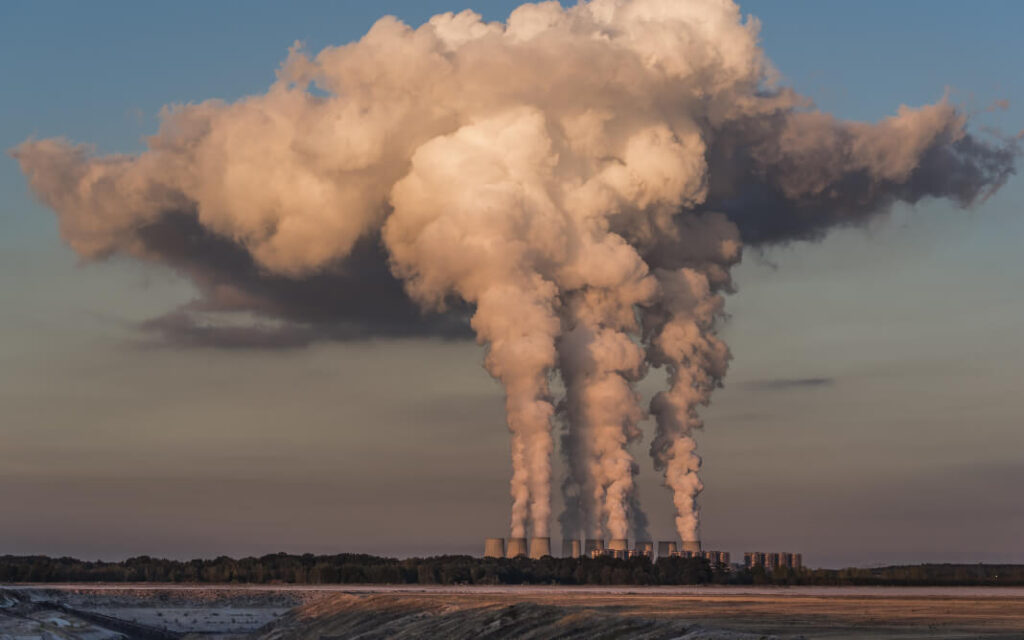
[1,1,1021,566]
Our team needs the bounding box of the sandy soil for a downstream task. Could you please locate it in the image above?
[254,589,1024,639]
[3,584,1024,639]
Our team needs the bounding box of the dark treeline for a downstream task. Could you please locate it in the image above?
[2,554,1022,586]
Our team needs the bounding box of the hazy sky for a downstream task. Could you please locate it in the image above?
[1,1,1022,568]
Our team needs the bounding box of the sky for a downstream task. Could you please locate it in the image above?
[1,1,1022,568]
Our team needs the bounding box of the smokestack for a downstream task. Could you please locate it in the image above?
[585,538,605,556]
[681,540,701,553]
[529,537,551,559]
[506,537,527,558]
[657,541,678,558]
[484,537,505,558]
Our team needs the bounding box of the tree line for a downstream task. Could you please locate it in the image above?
[1,554,1021,586]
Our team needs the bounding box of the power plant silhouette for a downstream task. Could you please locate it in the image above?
[484,536,803,569]
[485,537,743,563]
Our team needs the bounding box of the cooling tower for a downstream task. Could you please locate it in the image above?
[608,538,628,552]
[585,538,605,555]
[506,537,527,558]
[681,540,701,553]
[484,537,505,558]
[561,539,581,558]
[528,537,551,559]
[657,541,677,558]
[635,540,654,555]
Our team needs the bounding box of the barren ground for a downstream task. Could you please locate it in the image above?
[3,584,1023,639]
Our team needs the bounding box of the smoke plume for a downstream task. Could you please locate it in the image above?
[13,0,1016,543]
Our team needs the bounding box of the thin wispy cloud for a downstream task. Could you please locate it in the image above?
[741,377,836,391]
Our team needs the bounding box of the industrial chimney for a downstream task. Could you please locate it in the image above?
[528,537,551,559]
[657,541,678,558]
[484,538,505,558]
[506,537,528,558]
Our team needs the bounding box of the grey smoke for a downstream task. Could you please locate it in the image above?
[133,210,473,347]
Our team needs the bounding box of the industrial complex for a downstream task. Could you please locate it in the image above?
[484,537,801,570]
[743,551,803,571]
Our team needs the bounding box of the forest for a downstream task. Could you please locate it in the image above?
[2,554,1022,586]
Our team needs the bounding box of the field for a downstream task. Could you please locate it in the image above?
[3,584,1024,639]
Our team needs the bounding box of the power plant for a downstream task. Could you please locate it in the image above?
[484,537,802,569]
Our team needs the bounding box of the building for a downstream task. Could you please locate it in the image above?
[667,549,730,566]
[485,534,800,572]
[743,551,803,572]
[701,550,730,565]
[743,552,764,569]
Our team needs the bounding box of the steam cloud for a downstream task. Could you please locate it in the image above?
[13,0,1016,544]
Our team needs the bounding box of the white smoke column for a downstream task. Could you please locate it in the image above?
[558,279,655,541]
[644,238,738,541]
[384,110,563,538]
